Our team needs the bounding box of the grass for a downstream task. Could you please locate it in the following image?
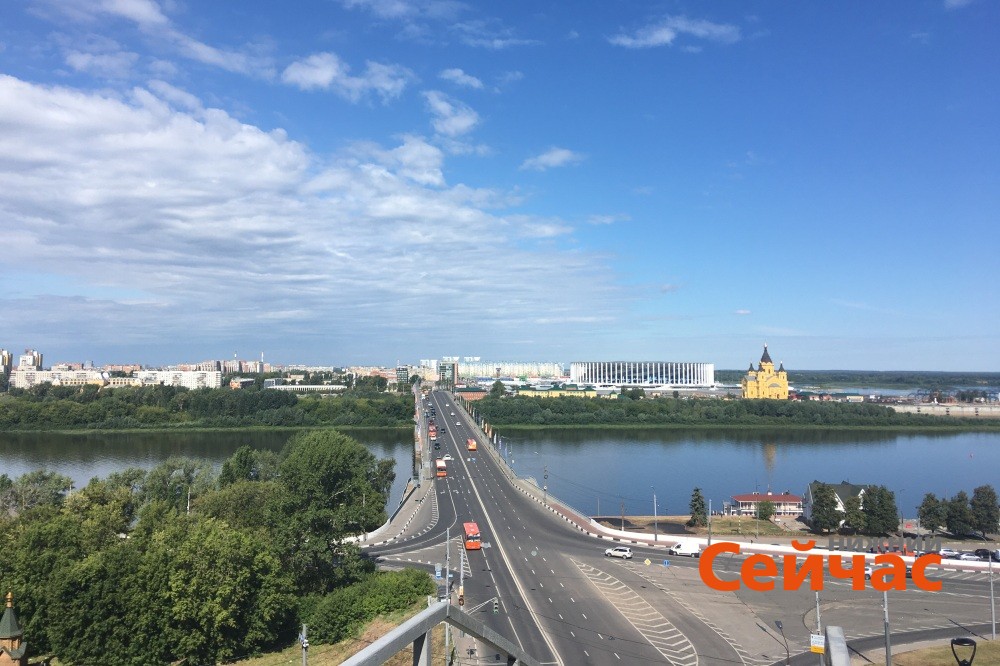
[885,639,999,665]
[229,602,447,666]
[596,515,797,538]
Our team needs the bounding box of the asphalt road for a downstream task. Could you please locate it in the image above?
[368,390,1000,666]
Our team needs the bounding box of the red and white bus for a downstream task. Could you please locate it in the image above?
[466,438,477,452]
[463,522,481,550]
[436,459,447,478]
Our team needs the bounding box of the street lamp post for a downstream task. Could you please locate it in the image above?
[652,487,658,542]
[775,620,790,666]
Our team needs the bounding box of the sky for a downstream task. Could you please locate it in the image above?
[0,0,997,371]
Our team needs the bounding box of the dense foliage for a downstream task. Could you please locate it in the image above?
[919,486,1000,538]
[0,384,413,430]
[0,431,432,664]
[473,395,990,428]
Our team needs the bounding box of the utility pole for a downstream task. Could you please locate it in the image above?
[543,465,548,506]
[882,590,891,666]
[445,527,451,662]
[299,624,308,666]
[991,554,996,640]
[816,591,822,666]
[621,500,625,532]
[708,499,712,546]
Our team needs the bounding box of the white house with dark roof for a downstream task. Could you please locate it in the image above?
[803,480,868,525]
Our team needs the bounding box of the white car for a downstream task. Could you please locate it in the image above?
[957,552,980,561]
[442,454,453,461]
[604,546,633,559]
[864,566,873,580]
[939,548,960,559]
[456,421,460,426]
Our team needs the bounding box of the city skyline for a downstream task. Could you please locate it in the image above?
[1,2,997,370]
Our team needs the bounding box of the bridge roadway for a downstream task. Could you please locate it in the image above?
[367,390,1000,665]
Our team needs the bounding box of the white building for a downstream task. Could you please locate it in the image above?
[569,361,715,388]
[458,361,564,379]
[11,369,106,389]
[134,370,222,390]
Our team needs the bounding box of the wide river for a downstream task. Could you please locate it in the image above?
[2,428,997,521]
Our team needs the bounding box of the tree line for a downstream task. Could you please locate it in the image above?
[472,395,993,428]
[918,487,1000,539]
[0,430,433,664]
[0,384,414,430]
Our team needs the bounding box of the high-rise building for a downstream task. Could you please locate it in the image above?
[0,349,12,375]
[570,360,714,388]
[17,349,43,371]
[438,361,457,384]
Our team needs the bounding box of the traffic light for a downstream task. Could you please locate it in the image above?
[493,599,499,614]
[459,594,464,606]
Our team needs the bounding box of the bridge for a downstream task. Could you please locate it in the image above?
[357,389,996,665]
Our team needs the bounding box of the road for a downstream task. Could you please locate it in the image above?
[368,390,1000,665]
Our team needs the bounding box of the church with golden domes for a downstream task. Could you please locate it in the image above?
[741,344,789,400]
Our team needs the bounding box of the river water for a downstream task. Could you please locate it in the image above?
[2,428,997,521]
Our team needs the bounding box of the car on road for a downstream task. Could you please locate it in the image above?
[604,546,633,559]
[957,552,980,561]
[939,548,960,559]
[442,454,453,461]
[864,566,872,580]
[456,421,460,426]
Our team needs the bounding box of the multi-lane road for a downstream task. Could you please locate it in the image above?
[367,390,1000,665]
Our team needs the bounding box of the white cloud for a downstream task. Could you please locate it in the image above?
[282,53,414,102]
[35,0,273,76]
[610,15,741,49]
[452,20,540,49]
[520,147,584,171]
[422,90,479,136]
[588,213,630,225]
[65,50,139,78]
[944,0,974,8]
[341,0,416,19]
[439,68,483,89]
[735,309,751,315]
[0,74,624,356]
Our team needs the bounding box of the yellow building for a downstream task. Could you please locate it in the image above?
[741,345,789,399]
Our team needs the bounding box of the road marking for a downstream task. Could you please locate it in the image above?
[574,559,697,666]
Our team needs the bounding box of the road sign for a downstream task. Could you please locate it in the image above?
[810,632,825,654]
[482,542,492,549]
[663,560,670,567]
[644,558,651,566]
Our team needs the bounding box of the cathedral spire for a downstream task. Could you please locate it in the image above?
[760,344,773,365]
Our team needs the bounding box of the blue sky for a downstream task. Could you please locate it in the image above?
[0,0,997,370]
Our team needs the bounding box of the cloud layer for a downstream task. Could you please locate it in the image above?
[0,75,621,359]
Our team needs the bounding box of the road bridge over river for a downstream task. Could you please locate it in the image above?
[363,390,999,665]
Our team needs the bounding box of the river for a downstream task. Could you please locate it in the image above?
[1,428,997,521]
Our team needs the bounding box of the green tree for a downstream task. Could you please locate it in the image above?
[489,380,506,398]
[842,494,866,534]
[271,430,394,593]
[946,491,974,537]
[918,493,947,534]
[687,488,707,527]
[809,483,841,534]
[970,484,1000,539]
[142,457,214,511]
[218,445,280,487]
[0,470,74,514]
[757,500,776,523]
[861,485,899,536]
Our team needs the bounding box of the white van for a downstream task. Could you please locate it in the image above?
[667,542,701,558]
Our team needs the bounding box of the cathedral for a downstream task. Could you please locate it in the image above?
[0,593,26,666]
[741,344,789,400]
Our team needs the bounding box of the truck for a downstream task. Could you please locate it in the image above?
[466,438,477,452]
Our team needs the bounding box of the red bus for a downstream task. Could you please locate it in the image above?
[466,438,477,452]
[463,522,481,550]
[436,459,447,478]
